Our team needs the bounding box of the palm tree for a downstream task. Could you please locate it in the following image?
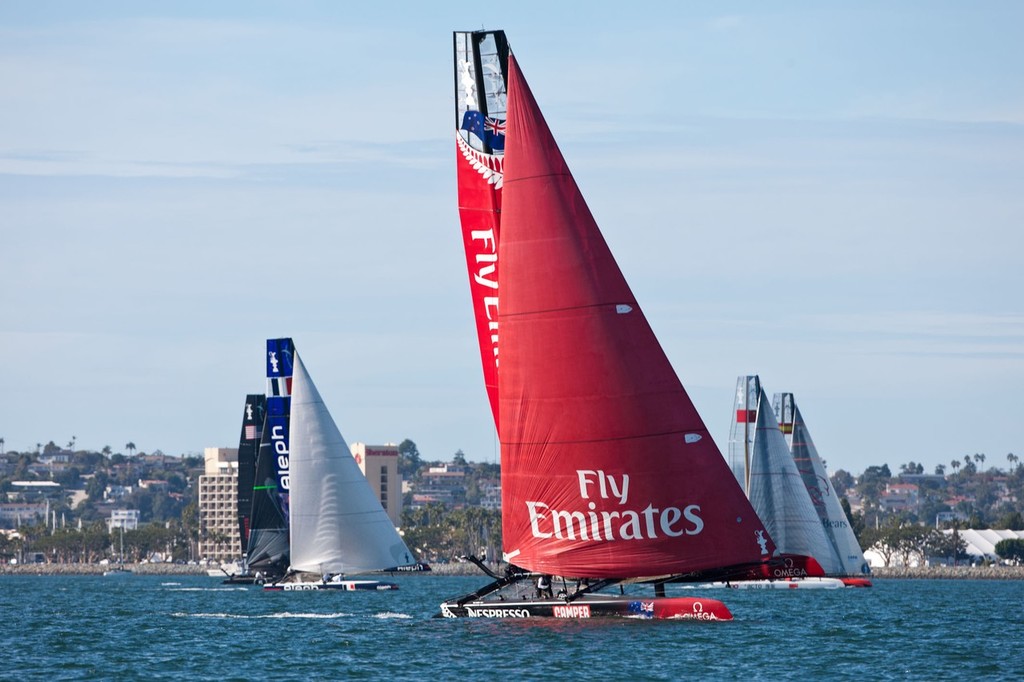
[951,459,960,473]
[125,442,136,457]
[1007,452,1018,471]
[974,453,986,470]
[0,437,4,455]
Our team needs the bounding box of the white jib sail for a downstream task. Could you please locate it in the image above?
[744,380,841,572]
[288,352,414,575]
[775,393,870,575]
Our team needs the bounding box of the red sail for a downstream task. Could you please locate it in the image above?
[456,141,501,429]
[454,31,508,431]
[498,54,775,578]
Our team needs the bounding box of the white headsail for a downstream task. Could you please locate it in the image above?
[730,376,840,572]
[287,352,414,575]
[774,392,870,576]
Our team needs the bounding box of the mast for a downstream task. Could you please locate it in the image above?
[744,377,752,494]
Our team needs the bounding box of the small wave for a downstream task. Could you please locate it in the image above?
[166,587,249,592]
[160,582,182,586]
[172,612,354,620]
[373,612,412,619]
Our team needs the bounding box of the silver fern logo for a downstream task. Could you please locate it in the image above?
[457,133,504,188]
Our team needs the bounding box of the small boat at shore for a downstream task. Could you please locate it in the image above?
[104,526,132,577]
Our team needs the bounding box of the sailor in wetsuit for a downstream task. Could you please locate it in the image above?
[536,574,554,599]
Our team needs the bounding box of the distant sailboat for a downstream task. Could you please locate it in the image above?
[773,392,872,586]
[103,525,132,577]
[236,393,265,559]
[440,31,819,620]
[220,393,267,584]
[724,376,845,589]
[264,348,419,591]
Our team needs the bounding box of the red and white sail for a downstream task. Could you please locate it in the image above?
[454,31,509,430]
[497,54,775,579]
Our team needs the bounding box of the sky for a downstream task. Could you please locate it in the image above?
[1,1,1022,476]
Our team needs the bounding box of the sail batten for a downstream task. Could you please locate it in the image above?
[496,53,774,579]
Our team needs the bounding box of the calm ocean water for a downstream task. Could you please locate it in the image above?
[2,574,1022,681]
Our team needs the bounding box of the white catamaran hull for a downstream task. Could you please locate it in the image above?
[264,578,398,592]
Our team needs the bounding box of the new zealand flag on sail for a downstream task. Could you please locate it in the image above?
[461,111,506,151]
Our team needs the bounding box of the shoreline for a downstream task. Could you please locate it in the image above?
[1,563,1022,579]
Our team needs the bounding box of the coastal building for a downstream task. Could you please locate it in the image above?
[107,508,140,531]
[197,447,240,563]
[411,464,466,509]
[478,480,502,510]
[879,482,920,514]
[350,443,403,526]
[0,502,48,528]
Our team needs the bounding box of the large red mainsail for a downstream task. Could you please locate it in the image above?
[498,54,775,579]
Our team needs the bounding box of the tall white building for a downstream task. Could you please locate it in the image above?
[107,508,140,531]
[197,447,240,563]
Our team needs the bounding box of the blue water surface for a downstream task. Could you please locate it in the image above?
[2,574,1022,681]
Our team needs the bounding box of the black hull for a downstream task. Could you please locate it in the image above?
[438,594,731,620]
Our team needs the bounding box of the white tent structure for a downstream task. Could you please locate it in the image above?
[945,529,1024,563]
[865,529,1024,567]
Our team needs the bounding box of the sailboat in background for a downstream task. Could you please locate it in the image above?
[440,31,820,620]
[264,347,420,591]
[220,393,268,584]
[103,525,132,577]
[774,392,872,586]
[236,393,265,560]
[725,376,844,589]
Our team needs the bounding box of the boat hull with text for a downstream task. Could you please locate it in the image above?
[263,578,398,592]
[439,593,731,620]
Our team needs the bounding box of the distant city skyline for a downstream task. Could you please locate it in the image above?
[1,2,1021,475]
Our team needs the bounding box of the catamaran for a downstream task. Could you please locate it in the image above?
[263,345,420,591]
[774,392,872,586]
[440,31,820,620]
[721,376,858,589]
